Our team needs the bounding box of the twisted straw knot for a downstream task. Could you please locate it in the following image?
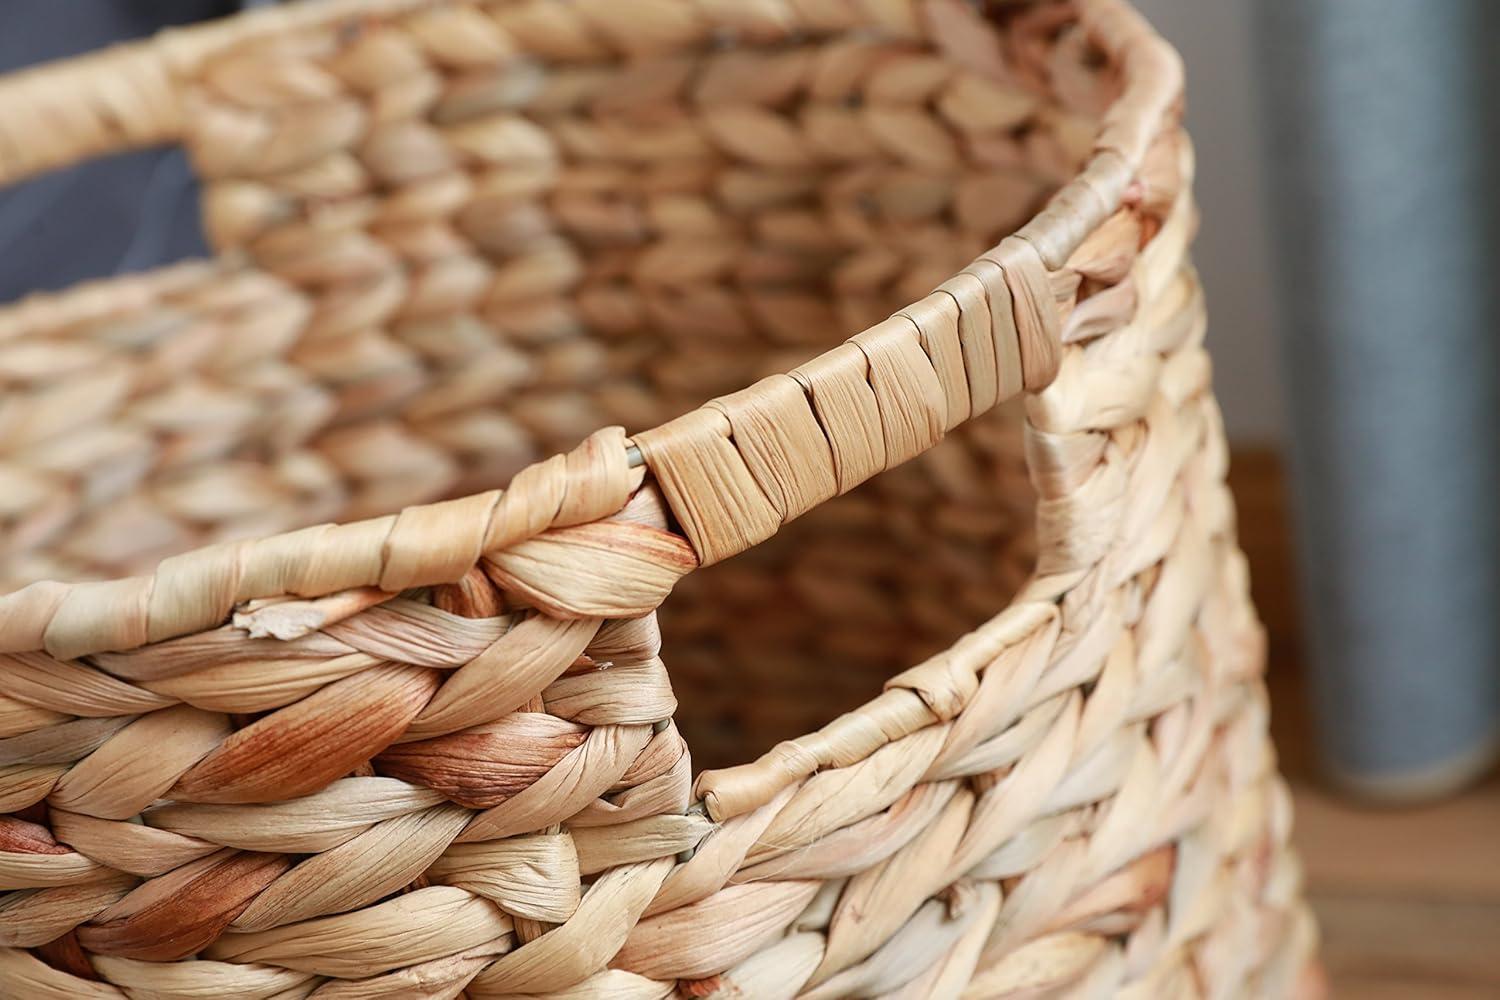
[0,423,700,660]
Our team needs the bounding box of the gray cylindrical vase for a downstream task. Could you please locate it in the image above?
[1253,1,1500,799]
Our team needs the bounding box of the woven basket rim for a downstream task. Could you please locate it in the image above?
[0,0,1184,660]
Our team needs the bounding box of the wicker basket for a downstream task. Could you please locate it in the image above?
[0,0,1318,996]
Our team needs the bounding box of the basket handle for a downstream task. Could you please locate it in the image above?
[0,0,1186,662]
[0,0,427,188]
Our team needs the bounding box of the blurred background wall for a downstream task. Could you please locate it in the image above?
[1132,0,1284,445]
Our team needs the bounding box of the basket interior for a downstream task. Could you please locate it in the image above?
[0,3,1114,768]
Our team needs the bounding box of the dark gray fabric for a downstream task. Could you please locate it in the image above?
[1255,2,1500,787]
[0,0,238,300]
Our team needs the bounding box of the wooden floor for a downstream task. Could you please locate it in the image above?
[1229,451,1500,1000]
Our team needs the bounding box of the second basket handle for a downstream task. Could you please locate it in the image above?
[0,0,427,189]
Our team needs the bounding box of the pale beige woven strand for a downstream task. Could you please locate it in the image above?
[0,0,1320,996]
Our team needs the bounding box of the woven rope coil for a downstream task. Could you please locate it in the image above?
[0,0,1318,996]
